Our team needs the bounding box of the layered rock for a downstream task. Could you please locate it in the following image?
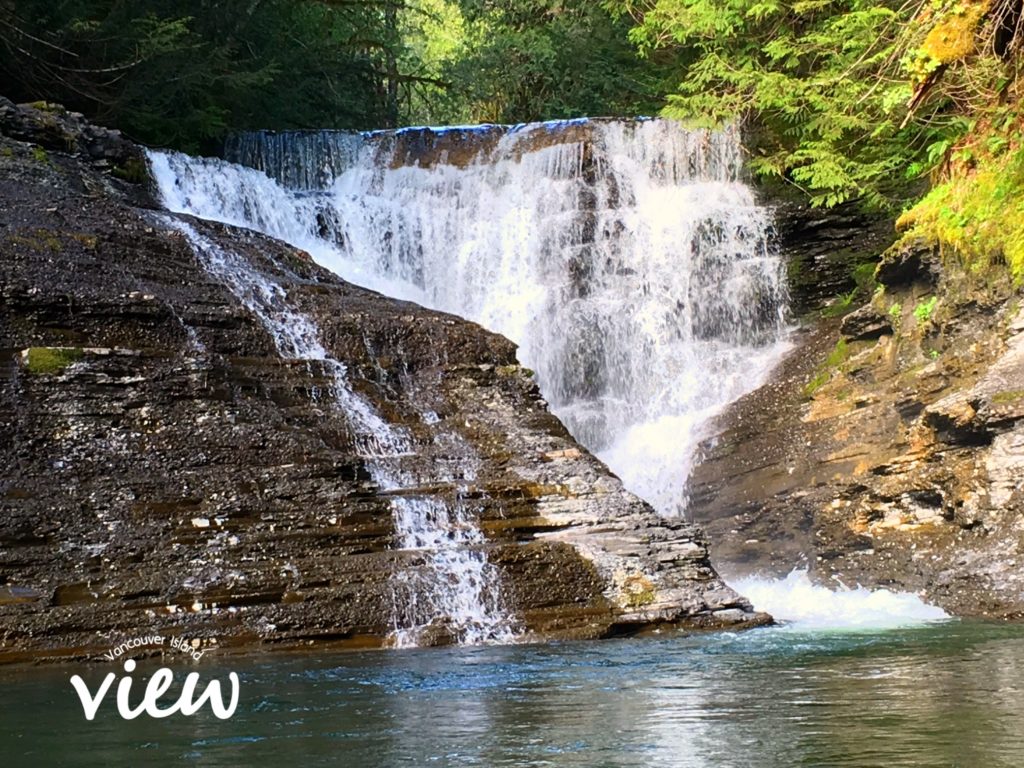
[688,229,1024,618]
[0,99,766,663]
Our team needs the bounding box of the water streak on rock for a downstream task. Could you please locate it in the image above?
[165,217,513,647]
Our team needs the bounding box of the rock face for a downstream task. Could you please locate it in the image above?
[762,179,900,315]
[0,99,766,663]
[688,221,1024,618]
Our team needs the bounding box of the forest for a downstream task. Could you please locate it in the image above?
[3,0,1023,274]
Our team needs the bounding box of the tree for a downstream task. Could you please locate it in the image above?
[1,0,400,150]
[606,0,1021,209]
[445,0,674,123]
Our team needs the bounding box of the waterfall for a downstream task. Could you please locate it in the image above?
[162,217,513,647]
[149,118,790,517]
[224,130,364,191]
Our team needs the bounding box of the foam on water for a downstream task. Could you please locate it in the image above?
[733,570,949,631]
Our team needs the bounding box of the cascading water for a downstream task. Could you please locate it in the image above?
[148,119,952,630]
[162,217,512,647]
[224,130,364,191]
[150,119,789,517]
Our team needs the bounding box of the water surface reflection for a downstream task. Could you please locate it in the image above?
[2,622,1022,767]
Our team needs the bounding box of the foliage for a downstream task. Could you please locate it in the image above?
[1,0,667,146]
[399,0,471,124]
[1,0,406,150]
[444,0,673,124]
[605,0,1021,210]
[822,288,859,318]
[898,122,1024,282]
[914,295,939,323]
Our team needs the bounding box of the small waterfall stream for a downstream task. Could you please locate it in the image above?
[163,217,512,646]
[149,118,790,517]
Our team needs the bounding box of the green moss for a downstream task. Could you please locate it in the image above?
[7,229,100,255]
[898,140,1024,283]
[7,229,63,253]
[914,296,938,325]
[825,338,849,368]
[21,347,84,374]
[69,232,98,250]
[804,339,852,397]
[27,101,64,114]
[991,389,1024,404]
[31,146,50,165]
[804,370,830,397]
[821,288,858,318]
[112,157,148,184]
[904,1,987,87]
[620,573,656,607]
[626,587,655,607]
[851,261,878,293]
[496,364,536,379]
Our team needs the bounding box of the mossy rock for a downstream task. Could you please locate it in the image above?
[20,347,84,374]
[802,338,872,397]
[112,157,148,184]
[26,101,66,114]
[619,573,656,608]
[991,390,1024,405]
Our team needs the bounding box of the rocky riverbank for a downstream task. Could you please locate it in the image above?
[689,199,1024,618]
[0,99,767,663]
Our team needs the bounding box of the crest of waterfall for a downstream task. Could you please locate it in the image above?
[149,118,790,517]
[163,217,513,647]
[225,131,365,191]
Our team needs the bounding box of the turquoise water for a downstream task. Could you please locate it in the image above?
[2,622,1022,767]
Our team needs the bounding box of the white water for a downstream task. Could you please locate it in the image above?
[149,119,790,516]
[146,120,957,633]
[735,571,949,631]
[164,217,512,646]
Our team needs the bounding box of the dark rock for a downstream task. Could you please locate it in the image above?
[0,97,144,172]
[0,99,766,663]
[757,180,898,315]
[840,303,892,341]
[876,238,941,287]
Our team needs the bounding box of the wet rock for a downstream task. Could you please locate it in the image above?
[840,304,892,341]
[687,234,1024,619]
[876,238,940,287]
[0,99,764,663]
[757,179,899,315]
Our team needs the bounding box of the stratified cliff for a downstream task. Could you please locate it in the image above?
[0,99,765,663]
[689,198,1024,618]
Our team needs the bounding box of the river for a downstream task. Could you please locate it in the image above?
[3,618,1022,767]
